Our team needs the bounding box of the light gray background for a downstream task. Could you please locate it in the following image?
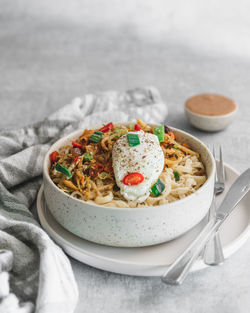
[1,1,250,312]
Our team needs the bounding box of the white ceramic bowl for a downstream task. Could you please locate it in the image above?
[43,124,215,247]
[185,106,238,132]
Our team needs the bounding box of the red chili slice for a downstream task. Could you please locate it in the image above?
[94,163,105,173]
[89,163,105,177]
[89,168,97,177]
[73,156,79,163]
[99,122,114,133]
[72,141,82,148]
[50,151,59,163]
[134,124,141,131]
[123,173,144,186]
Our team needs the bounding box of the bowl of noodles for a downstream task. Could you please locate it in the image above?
[43,120,215,247]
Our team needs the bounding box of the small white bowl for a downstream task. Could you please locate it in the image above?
[43,124,215,247]
[185,106,238,132]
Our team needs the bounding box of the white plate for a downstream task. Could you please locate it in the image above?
[37,163,250,276]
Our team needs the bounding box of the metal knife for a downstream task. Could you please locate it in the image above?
[161,168,250,285]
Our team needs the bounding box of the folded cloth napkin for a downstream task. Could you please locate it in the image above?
[0,86,168,313]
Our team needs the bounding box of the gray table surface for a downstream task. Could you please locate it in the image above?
[1,1,250,312]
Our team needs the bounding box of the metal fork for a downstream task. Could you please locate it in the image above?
[203,145,225,265]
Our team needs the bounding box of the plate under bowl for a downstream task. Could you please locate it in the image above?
[38,163,250,276]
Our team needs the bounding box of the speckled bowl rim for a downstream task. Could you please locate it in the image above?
[185,104,238,119]
[43,123,216,211]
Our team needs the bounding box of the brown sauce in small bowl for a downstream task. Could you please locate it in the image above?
[185,94,237,116]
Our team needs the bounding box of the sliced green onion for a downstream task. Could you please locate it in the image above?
[153,125,165,142]
[90,131,104,143]
[98,171,109,180]
[84,153,92,161]
[90,135,100,143]
[114,128,125,133]
[151,178,165,196]
[173,170,180,181]
[127,133,140,147]
[114,128,127,137]
[56,163,72,178]
[173,146,179,150]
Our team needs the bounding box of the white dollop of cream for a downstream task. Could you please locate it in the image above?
[112,130,164,202]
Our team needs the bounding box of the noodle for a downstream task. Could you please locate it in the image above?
[49,122,207,208]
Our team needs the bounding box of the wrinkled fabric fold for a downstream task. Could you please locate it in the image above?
[0,86,167,313]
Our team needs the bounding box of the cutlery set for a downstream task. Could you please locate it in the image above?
[203,146,225,266]
[162,146,250,285]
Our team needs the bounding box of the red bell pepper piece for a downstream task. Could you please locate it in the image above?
[134,124,141,131]
[50,151,59,163]
[99,122,114,133]
[123,173,144,186]
[72,141,82,148]
[73,156,79,163]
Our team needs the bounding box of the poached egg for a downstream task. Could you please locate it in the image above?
[112,130,164,202]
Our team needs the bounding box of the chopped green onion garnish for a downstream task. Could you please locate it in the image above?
[98,171,109,179]
[173,146,179,150]
[173,170,180,181]
[114,128,124,133]
[84,153,92,161]
[56,163,72,178]
[114,128,127,137]
[151,178,165,196]
[153,125,165,142]
[127,133,140,147]
[90,136,101,143]
[90,131,104,143]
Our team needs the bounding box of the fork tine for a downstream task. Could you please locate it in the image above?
[213,145,218,181]
[217,145,225,183]
[220,145,225,182]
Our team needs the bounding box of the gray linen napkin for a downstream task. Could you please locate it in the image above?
[0,86,168,313]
